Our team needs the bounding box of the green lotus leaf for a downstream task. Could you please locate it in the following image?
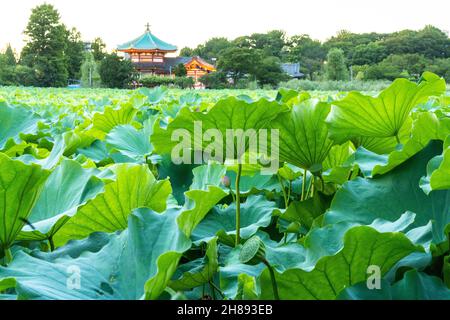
[169,237,218,291]
[78,140,111,164]
[17,160,104,242]
[0,101,40,150]
[192,195,276,244]
[354,116,412,154]
[277,192,332,230]
[338,269,450,300]
[0,153,50,252]
[177,164,228,237]
[53,163,172,247]
[420,136,450,194]
[0,208,191,300]
[235,274,259,300]
[325,141,450,244]
[271,99,334,172]
[138,86,168,105]
[189,163,227,190]
[220,215,422,300]
[349,111,448,177]
[224,170,280,195]
[278,163,303,181]
[157,154,197,205]
[327,72,446,143]
[301,212,428,272]
[106,117,156,162]
[144,182,227,299]
[152,96,288,160]
[260,226,422,299]
[322,141,355,184]
[17,132,76,170]
[90,104,138,139]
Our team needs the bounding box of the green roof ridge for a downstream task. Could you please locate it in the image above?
[117,30,177,51]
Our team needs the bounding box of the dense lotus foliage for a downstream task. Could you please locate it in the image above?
[0,72,449,300]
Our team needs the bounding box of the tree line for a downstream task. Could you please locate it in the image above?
[183,27,450,88]
[0,4,136,88]
[1,3,449,88]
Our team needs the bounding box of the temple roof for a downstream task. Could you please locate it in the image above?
[117,29,177,52]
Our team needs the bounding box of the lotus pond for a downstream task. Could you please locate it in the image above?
[0,73,449,300]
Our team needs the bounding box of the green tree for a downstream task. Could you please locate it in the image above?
[80,51,101,88]
[250,30,287,58]
[193,37,232,61]
[415,25,450,58]
[173,63,187,77]
[14,65,36,86]
[65,27,85,80]
[217,47,256,84]
[21,4,68,87]
[4,45,16,66]
[351,42,388,65]
[325,48,348,80]
[288,35,326,79]
[0,56,15,86]
[99,53,136,88]
[254,55,289,86]
[180,47,194,57]
[0,45,17,85]
[324,30,386,60]
[232,31,287,58]
[91,37,106,61]
[382,26,450,59]
[366,53,430,80]
[199,71,229,89]
[427,58,450,81]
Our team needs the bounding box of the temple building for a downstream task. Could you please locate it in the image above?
[117,24,215,88]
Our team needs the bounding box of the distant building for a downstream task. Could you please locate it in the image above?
[117,24,215,88]
[281,63,304,79]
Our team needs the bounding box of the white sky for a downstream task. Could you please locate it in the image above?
[1,0,449,54]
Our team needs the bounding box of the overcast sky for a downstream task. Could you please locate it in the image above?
[1,0,449,53]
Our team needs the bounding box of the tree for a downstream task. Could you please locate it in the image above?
[194,37,232,61]
[91,37,106,61]
[173,63,187,77]
[180,47,194,57]
[0,56,15,86]
[4,45,16,66]
[0,45,17,85]
[325,48,348,80]
[65,27,85,80]
[324,30,386,60]
[251,30,287,58]
[199,71,229,89]
[351,42,388,66]
[415,25,450,58]
[254,55,289,86]
[366,53,430,80]
[99,53,136,88]
[382,26,450,59]
[21,4,68,87]
[14,65,36,86]
[217,47,257,84]
[181,37,232,63]
[288,35,326,79]
[427,58,450,81]
[81,51,101,88]
[232,31,287,58]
